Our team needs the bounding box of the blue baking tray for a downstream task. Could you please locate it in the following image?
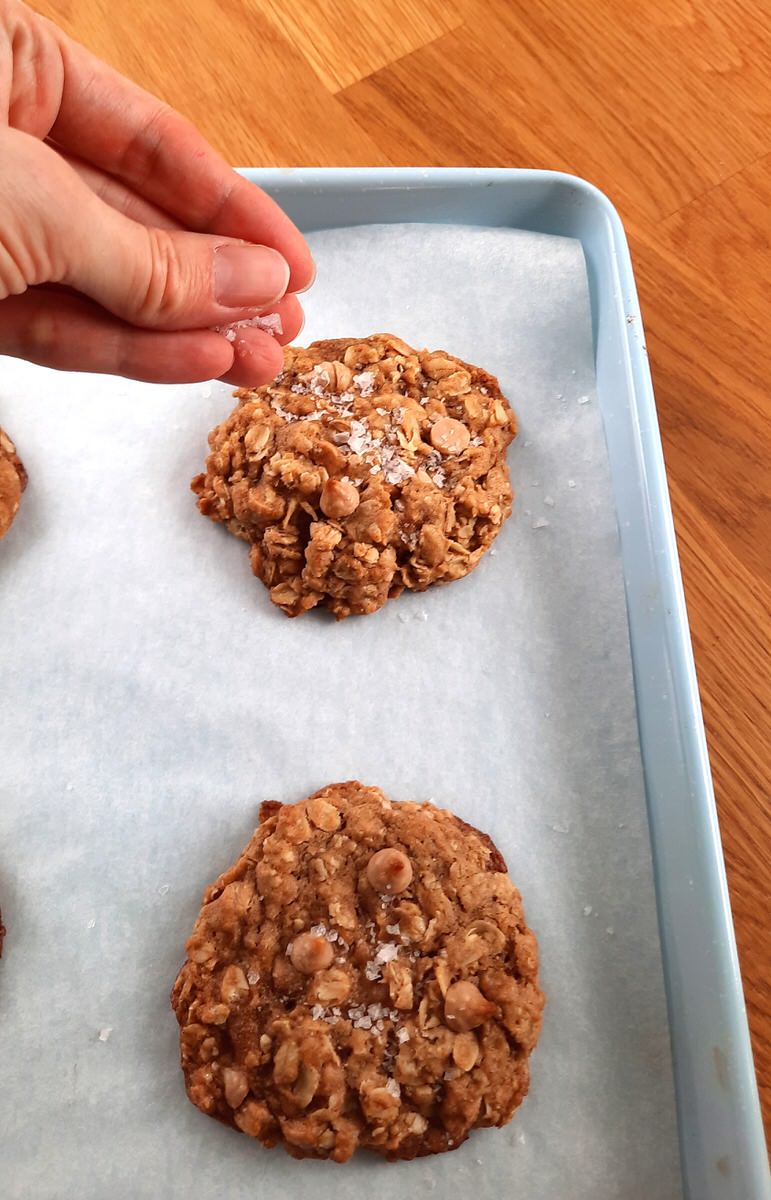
[241,168,769,1200]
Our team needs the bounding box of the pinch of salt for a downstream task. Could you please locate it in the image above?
[544,495,555,507]
[583,905,593,916]
[216,312,284,342]
[385,1078,401,1098]
[577,394,590,405]
[97,1027,113,1043]
[386,924,400,935]
[87,918,96,929]
[568,479,576,488]
[532,517,550,530]
[247,970,260,985]
[397,1027,410,1043]
[312,1004,325,1020]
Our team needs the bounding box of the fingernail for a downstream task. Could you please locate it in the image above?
[214,244,290,308]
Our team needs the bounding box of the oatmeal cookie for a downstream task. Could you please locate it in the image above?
[192,334,517,618]
[171,782,543,1162]
[0,428,27,539]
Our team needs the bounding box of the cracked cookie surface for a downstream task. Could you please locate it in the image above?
[171,781,543,1162]
[192,334,517,619]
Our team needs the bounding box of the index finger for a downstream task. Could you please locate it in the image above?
[43,18,315,291]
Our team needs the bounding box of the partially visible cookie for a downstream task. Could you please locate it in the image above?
[171,782,544,1162]
[192,334,517,618]
[0,428,27,539]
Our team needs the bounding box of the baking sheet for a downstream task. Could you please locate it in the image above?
[0,223,681,1199]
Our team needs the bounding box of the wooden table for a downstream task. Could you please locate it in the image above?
[34,0,770,1140]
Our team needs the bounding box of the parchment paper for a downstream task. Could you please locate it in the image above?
[0,224,682,1200]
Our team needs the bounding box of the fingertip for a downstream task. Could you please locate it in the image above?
[272,293,305,345]
[290,250,316,295]
[217,326,285,387]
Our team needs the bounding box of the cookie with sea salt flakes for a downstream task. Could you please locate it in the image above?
[170,781,544,1162]
[0,427,27,540]
[191,334,517,619]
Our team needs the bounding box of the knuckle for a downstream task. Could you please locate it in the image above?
[22,303,66,364]
[116,101,176,189]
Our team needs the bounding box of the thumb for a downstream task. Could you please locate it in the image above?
[0,129,290,331]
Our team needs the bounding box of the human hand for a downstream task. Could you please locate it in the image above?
[0,0,314,385]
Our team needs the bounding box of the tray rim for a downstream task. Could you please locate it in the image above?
[240,167,768,1199]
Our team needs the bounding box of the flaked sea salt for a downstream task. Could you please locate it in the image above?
[582,905,593,917]
[544,495,555,507]
[385,1078,401,1098]
[567,479,576,488]
[386,924,400,936]
[247,969,260,985]
[353,370,376,397]
[397,1027,410,1044]
[97,1027,113,1043]
[216,312,284,342]
[532,517,550,530]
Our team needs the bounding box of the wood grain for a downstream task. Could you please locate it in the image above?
[30,0,771,1142]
